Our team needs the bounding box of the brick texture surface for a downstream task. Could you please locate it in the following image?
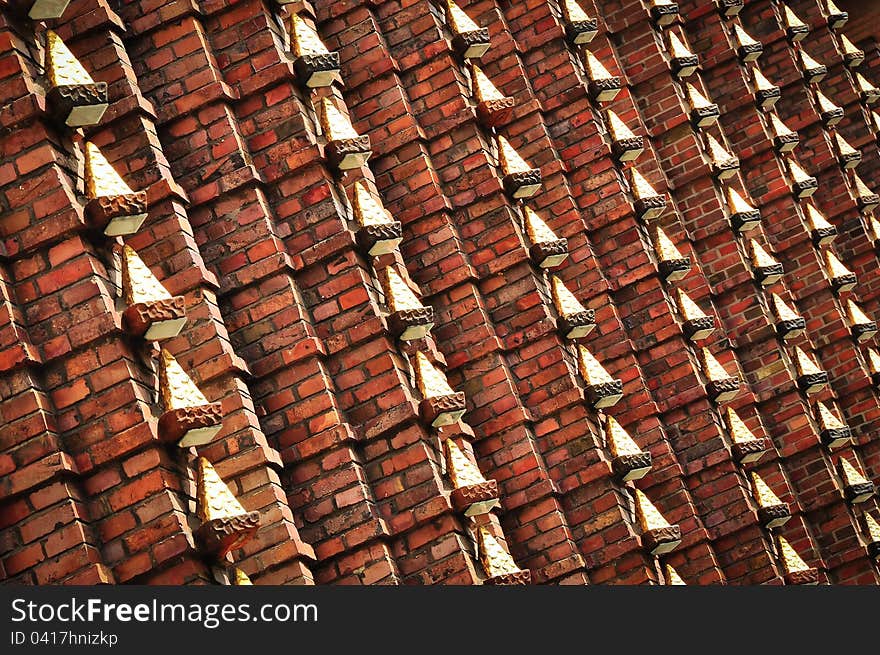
[1,0,879,585]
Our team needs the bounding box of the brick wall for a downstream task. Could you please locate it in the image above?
[1,0,878,585]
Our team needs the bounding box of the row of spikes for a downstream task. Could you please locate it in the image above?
[433,0,540,584]
[570,0,880,580]
[553,0,697,581]
[555,0,880,582]
[714,2,880,578]
[26,18,260,581]
[285,3,525,583]
[761,0,880,568]
[644,1,781,585]
[643,3,828,583]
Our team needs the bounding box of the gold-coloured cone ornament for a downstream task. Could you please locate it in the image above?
[497,135,542,198]
[352,181,402,256]
[686,82,712,109]
[379,266,425,313]
[794,346,823,376]
[550,275,593,330]
[839,456,875,503]
[786,157,817,198]
[686,83,719,127]
[445,439,499,515]
[157,350,223,447]
[853,172,880,210]
[524,206,559,245]
[446,438,487,489]
[445,0,490,58]
[706,133,739,177]
[85,142,134,198]
[783,5,809,41]
[287,13,340,88]
[232,568,253,585]
[414,350,456,398]
[634,489,671,531]
[769,113,799,152]
[607,109,637,141]
[634,489,681,554]
[196,457,248,524]
[665,564,686,585]
[606,415,643,458]
[319,97,371,170]
[726,406,769,463]
[677,288,716,340]
[379,266,433,340]
[840,457,869,486]
[628,166,666,219]
[120,245,186,341]
[815,400,851,449]
[45,30,107,127]
[584,50,622,102]
[353,181,391,227]
[793,345,827,394]
[799,50,827,82]
[834,133,861,169]
[749,238,782,284]
[727,186,755,214]
[751,471,784,508]
[654,225,684,260]
[577,345,615,385]
[560,0,598,45]
[414,351,466,426]
[477,526,529,584]
[733,24,763,62]
[668,31,694,60]
[577,345,623,408]
[847,299,878,342]
[726,407,756,444]
[866,346,880,380]
[445,0,481,34]
[497,134,533,175]
[584,49,615,82]
[824,249,856,291]
[805,203,837,245]
[825,0,847,28]
[195,457,260,559]
[816,89,843,126]
[606,414,651,481]
[652,224,690,281]
[751,471,791,528]
[46,29,94,87]
[606,108,644,161]
[677,288,709,321]
[524,207,568,268]
[82,142,147,235]
[772,293,800,322]
[701,347,739,402]
[864,513,880,553]
[856,73,880,103]
[701,347,731,381]
[159,350,210,413]
[287,13,331,57]
[319,97,361,141]
[777,535,813,575]
[817,401,845,431]
[121,245,172,307]
[471,63,505,103]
